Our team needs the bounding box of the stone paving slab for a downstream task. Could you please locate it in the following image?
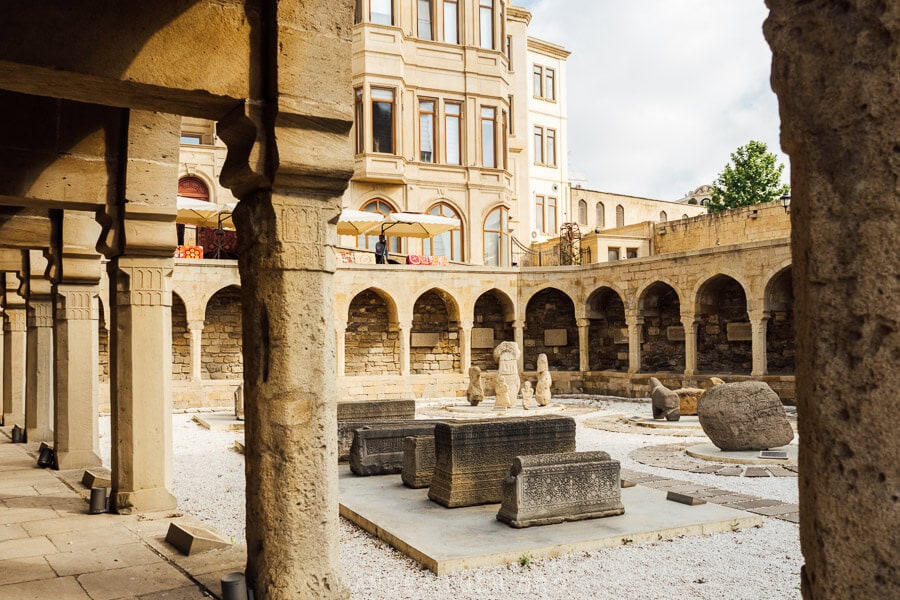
[191,414,244,433]
[0,555,57,586]
[338,466,763,575]
[77,561,193,600]
[0,574,92,599]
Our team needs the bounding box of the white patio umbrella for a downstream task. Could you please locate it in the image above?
[176,196,237,230]
[379,212,461,238]
[336,209,385,236]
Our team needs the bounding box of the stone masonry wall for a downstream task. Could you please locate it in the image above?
[201,286,242,380]
[472,292,513,370]
[172,295,191,381]
[411,291,460,374]
[98,301,109,383]
[766,269,794,374]
[641,284,685,372]
[588,291,627,371]
[697,278,752,373]
[524,288,579,371]
[345,290,401,376]
[654,201,791,255]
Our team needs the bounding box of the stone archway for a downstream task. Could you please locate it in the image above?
[524,288,578,371]
[639,282,684,372]
[696,275,751,374]
[472,289,514,370]
[411,289,460,374]
[345,289,400,376]
[766,267,794,375]
[171,293,191,381]
[201,286,243,380]
[586,286,627,371]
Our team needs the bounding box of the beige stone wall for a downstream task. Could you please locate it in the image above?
[201,286,242,380]
[654,201,790,255]
[171,294,191,381]
[411,290,460,374]
[345,290,400,376]
[523,288,578,371]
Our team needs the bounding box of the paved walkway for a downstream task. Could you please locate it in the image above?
[0,431,245,600]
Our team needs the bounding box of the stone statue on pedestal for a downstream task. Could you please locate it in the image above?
[535,354,552,406]
[493,341,521,408]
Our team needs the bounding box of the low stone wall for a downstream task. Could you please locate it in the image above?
[338,374,468,401]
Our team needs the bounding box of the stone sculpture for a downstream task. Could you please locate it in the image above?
[466,367,485,406]
[674,387,704,416]
[349,422,440,476]
[493,341,521,406]
[497,451,624,528]
[708,377,726,387]
[337,399,417,461]
[494,377,511,410]
[521,381,534,410]
[649,377,681,421]
[428,416,577,508]
[697,381,794,451]
[535,353,552,406]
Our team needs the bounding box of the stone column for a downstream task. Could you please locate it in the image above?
[25,294,54,444]
[749,312,768,377]
[2,304,26,427]
[398,320,412,377]
[576,318,590,372]
[335,325,346,378]
[512,320,525,372]
[188,320,204,383]
[460,320,473,374]
[765,6,899,598]
[626,313,643,374]
[53,286,101,469]
[681,313,699,377]
[0,315,4,424]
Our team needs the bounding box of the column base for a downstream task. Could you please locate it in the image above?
[112,486,177,515]
[54,450,102,471]
[26,427,53,444]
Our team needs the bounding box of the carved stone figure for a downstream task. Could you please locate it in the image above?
[493,341,521,405]
[649,377,681,421]
[697,381,794,451]
[708,377,726,387]
[494,377,511,410]
[535,353,552,406]
[466,367,484,406]
[674,387,704,416]
[521,381,534,410]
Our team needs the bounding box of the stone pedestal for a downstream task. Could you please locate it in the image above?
[2,306,26,427]
[25,297,54,443]
[349,422,438,476]
[428,415,576,508]
[497,451,624,528]
[401,434,436,489]
[53,286,102,469]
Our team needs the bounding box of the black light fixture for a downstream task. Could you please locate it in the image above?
[780,192,792,213]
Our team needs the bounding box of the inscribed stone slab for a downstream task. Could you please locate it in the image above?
[411,333,441,348]
[544,329,568,347]
[350,422,440,476]
[471,328,495,349]
[666,326,685,341]
[726,322,752,341]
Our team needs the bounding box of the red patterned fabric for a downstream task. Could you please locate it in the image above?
[175,245,204,259]
[406,255,422,265]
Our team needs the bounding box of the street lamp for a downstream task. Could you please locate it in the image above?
[780,192,792,213]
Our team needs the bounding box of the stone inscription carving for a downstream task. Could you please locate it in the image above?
[544,329,568,346]
[401,434,436,489]
[349,422,439,476]
[493,341,521,404]
[471,327,495,349]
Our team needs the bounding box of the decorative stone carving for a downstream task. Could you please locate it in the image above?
[349,422,439,476]
[337,400,417,461]
[428,415,577,508]
[521,381,534,409]
[466,367,484,406]
[650,377,680,421]
[401,434,435,489]
[494,377,511,410]
[535,354,552,406]
[698,381,794,451]
[497,451,624,528]
[674,387,704,416]
[493,341,521,404]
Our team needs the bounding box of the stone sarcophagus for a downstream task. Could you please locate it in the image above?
[496,451,624,528]
[401,434,436,489]
[337,400,417,461]
[349,422,438,476]
[428,416,576,508]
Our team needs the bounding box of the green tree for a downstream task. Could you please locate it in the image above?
[708,140,789,212]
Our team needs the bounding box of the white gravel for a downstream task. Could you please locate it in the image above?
[98,399,802,599]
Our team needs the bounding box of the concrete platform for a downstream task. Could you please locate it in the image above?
[192,413,244,432]
[338,466,763,575]
[687,442,798,465]
[623,415,704,430]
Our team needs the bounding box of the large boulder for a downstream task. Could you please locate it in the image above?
[649,377,680,421]
[698,381,794,451]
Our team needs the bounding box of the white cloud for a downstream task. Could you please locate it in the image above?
[521,0,789,199]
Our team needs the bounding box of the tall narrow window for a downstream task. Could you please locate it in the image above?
[578,200,588,224]
[481,107,496,168]
[424,202,463,261]
[659,210,668,222]
[419,99,435,162]
[501,110,508,170]
[354,0,363,24]
[547,197,558,233]
[506,35,513,69]
[354,88,364,154]
[371,0,393,25]
[533,65,543,98]
[371,88,394,154]
[616,204,625,227]
[445,102,461,166]
[596,202,606,229]
[546,68,556,100]
[479,0,494,49]
[483,206,509,266]
[533,126,544,164]
[546,129,556,167]
[443,0,458,44]
[535,195,545,233]
[418,0,433,40]
[508,95,514,134]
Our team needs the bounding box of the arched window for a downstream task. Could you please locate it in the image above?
[659,210,668,222]
[358,199,400,253]
[596,202,605,229]
[701,198,710,206]
[577,199,588,224]
[178,176,209,201]
[424,202,464,261]
[178,176,239,258]
[615,204,625,228]
[483,206,509,266]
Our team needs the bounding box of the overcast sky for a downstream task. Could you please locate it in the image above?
[519,0,789,200]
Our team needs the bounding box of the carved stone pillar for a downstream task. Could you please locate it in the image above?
[681,312,699,377]
[460,320,473,374]
[626,313,643,374]
[512,320,525,372]
[398,320,412,377]
[576,318,590,372]
[335,324,346,378]
[749,312,768,377]
[24,252,54,443]
[188,320,204,383]
[2,301,26,427]
[53,286,101,469]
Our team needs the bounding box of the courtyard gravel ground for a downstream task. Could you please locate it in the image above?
[98,398,802,599]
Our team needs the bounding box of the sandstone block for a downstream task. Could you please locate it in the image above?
[497,451,624,528]
[350,422,439,476]
[165,522,230,555]
[81,469,111,489]
[698,381,794,451]
[401,435,435,489]
[675,387,704,416]
[428,415,576,508]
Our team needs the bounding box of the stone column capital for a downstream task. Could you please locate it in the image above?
[55,286,99,322]
[748,309,770,323]
[398,320,413,332]
[460,320,474,331]
[26,297,54,328]
[4,307,27,332]
[187,320,206,332]
[512,320,525,329]
[112,257,174,308]
[576,318,591,328]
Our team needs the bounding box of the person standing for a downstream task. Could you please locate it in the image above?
[375,234,388,264]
